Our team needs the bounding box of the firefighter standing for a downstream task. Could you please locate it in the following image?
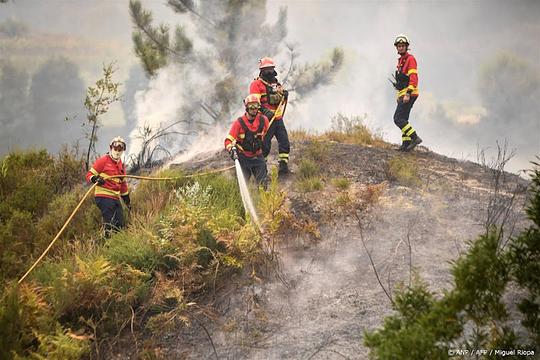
[392,34,422,151]
[86,137,130,237]
[225,94,269,186]
[249,57,290,175]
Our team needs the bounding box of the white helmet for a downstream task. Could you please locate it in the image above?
[394,34,410,46]
[110,136,126,150]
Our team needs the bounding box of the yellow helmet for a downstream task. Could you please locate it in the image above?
[394,34,410,46]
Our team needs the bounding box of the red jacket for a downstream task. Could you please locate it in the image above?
[396,52,419,98]
[86,154,129,200]
[225,113,269,158]
[249,78,286,121]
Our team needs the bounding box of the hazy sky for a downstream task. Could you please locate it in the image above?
[1,0,538,172]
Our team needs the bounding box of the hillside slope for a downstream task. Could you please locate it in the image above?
[132,140,530,359]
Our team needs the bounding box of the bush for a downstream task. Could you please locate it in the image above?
[297,159,319,179]
[365,162,540,358]
[259,168,289,235]
[0,283,57,358]
[296,159,323,193]
[0,149,87,283]
[332,177,351,191]
[325,113,385,147]
[386,156,421,187]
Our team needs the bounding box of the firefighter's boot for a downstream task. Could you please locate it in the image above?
[398,141,411,151]
[278,160,290,176]
[405,136,422,152]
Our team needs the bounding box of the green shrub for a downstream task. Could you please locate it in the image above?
[0,283,58,358]
[386,156,421,187]
[297,177,323,193]
[365,162,540,358]
[304,141,331,163]
[324,113,385,147]
[35,187,101,250]
[0,149,88,283]
[259,168,289,234]
[332,177,351,191]
[298,159,319,179]
[102,229,165,273]
[296,159,323,193]
[31,325,90,360]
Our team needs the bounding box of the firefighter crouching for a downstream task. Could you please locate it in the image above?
[225,94,269,186]
[392,34,422,152]
[86,136,130,238]
[249,57,290,175]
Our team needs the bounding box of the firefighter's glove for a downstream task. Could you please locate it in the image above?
[229,147,238,161]
[121,194,131,210]
[282,89,289,99]
[91,175,106,186]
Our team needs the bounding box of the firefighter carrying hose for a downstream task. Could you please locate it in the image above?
[391,34,422,152]
[86,136,130,238]
[225,94,269,186]
[249,57,291,175]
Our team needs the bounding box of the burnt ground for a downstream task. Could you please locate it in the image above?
[113,140,531,359]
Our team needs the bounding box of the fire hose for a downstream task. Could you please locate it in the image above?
[18,165,235,284]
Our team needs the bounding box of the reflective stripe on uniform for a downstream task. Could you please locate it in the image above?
[405,127,416,137]
[95,186,121,198]
[398,87,419,97]
[89,168,99,176]
[402,124,412,134]
[402,136,412,141]
[279,153,289,163]
[407,69,418,75]
[100,173,123,183]
[226,134,236,142]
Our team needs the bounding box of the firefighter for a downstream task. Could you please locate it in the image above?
[225,94,269,186]
[86,136,130,238]
[392,34,422,151]
[249,57,290,175]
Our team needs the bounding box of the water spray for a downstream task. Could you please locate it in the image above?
[231,147,261,231]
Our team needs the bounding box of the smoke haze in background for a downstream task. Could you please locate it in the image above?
[265,0,539,172]
[0,0,538,172]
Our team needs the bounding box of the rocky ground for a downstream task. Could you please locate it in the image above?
[118,140,531,359]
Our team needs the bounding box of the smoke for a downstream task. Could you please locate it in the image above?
[1,0,538,172]
[265,0,540,172]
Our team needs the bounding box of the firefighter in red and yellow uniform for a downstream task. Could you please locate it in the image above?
[225,94,269,186]
[249,57,290,175]
[392,34,422,151]
[86,136,130,237]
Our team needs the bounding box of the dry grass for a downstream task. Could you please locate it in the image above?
[386,157,421,187]
[332,177,351,191]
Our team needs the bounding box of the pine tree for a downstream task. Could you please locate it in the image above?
[129,0,344,139]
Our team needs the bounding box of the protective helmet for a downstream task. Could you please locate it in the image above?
[110,136,126,150]
[394,34,410,46]
[258,57,275,69]
[244,94,261,106]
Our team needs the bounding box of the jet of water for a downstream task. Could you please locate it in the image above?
[234,157,261,232]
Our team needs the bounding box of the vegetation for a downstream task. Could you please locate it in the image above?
[128,0,344,147]
[386,156,421,187]
[365,162,540,359]
[83,63,122,171]
[0,148,266,358]
[290,113,387,148]
[296,159,323,193]
[332,177,351,191]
